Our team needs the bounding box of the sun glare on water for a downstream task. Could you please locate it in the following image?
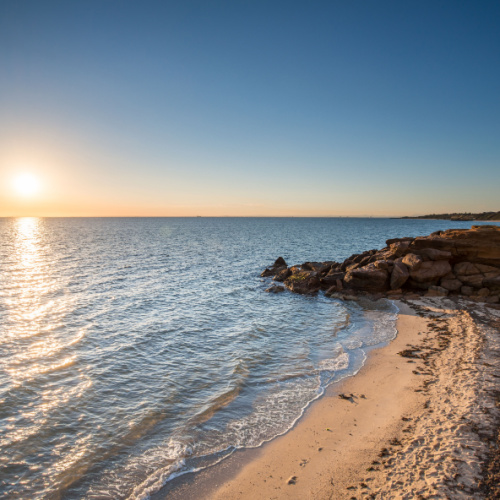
[12,173,41,197]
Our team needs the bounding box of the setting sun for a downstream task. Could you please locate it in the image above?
[12,173,41,197]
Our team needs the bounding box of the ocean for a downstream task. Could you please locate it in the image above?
[0,217,488,499]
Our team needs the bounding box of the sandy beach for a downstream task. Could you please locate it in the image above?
[161,297,500,499]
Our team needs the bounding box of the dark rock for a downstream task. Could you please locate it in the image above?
[409,260,452,283]
[390,262,410,289]
[440,278,462,292]
[261,257,288,277]
[456,273,483,288]
[301,261,324,272]
[418,248,452,261]
[483,276,500,291]
[374,260,390,270]
[402,253,423,271]
[273,267,292,282]
[454,262,479,276]
[320,271,345,287]
[344,264,389,291]
[274,257,287,267]
[407,278,435,290]
[425,285,448,297]
[284,271,320,295]
[476,287,490,298]
[265,285,285,293]
[263,226,500,300]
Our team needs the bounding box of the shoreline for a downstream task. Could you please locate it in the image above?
[157,297,500,499]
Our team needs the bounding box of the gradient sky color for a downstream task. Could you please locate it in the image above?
[1,1,499,217]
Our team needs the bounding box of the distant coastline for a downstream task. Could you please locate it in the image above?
[400,211,500,221]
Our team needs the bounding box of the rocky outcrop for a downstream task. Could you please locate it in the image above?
[262,225,500,303]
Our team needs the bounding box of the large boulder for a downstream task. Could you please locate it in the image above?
[409,260,452,284]
[390,262,409,289]
[483,276,500,291]
[457,274,484,288]
[440,278,463,292]
[417,248,453,261]
[454,262,479,276]
[402,253,423,271]
[344,264,389,291]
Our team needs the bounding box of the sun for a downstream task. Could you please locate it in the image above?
[12,173,41,197]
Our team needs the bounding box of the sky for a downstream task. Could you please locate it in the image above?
[1,0,499,217]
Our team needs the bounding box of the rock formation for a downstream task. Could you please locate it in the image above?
[262,225,500,303]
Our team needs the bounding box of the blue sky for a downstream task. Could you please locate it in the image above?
[1,1,499,216]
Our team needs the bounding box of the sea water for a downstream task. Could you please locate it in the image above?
[0,217,489,499]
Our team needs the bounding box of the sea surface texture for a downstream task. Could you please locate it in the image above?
[0,217,488,499]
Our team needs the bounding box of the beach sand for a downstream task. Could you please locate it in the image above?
[159,298,500,499]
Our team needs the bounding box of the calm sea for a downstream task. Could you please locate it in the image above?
[0,217,489,499]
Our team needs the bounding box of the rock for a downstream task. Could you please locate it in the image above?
[475,264,500,276]
[273,268,291,282]
[390,261,410,289]
[440,278,462,292]
[284,271,320,295]
[425,286,449,297]
[456,273,483,288]
[476,287,490,298]
[409,260,452,283]
[261,257,288,277]
[441,271,456,280]
[274,257,287,267]
[301,261,326,272]
[320,271,346,287]
[387,288,403,299]
[265,285,285,293]
[407,278,434,290]
[389,240,411,257]
[410,225,500,267]
[402,253,423,271]
[344,264,389,291]
[263,226,500,300]
[483,276,500,291]
[386,237,414,246]
[486,295,500,304]
[418,248,453,261]
[261,268,275,277]
[454,262,479,276]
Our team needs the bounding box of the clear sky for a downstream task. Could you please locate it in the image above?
[1,0,499,217]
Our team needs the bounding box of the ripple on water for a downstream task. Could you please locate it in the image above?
[0,217,488,499]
